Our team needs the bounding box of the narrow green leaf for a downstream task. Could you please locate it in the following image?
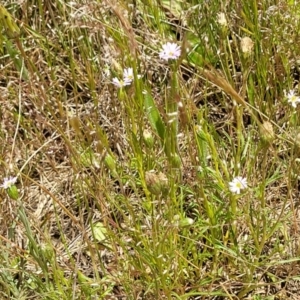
[93,222,107,243]
[144,92,166,142]
[5,39,29,80]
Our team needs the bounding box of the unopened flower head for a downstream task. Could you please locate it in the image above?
[143,129,154,148]
[112,77,131,88]
[159,42,181,61]
[229,176,247,194]
[1,176,17,189]
[260,121,275,143]
[286,90,300,108]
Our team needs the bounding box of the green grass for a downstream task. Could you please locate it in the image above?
[0,0,300,299]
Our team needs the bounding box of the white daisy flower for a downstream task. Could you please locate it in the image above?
[229,176,247,194]
[1,176,17,189]
[159,42,181,61]
[287,90,300,108]
[112,77,131,88]
[123,68,134,83]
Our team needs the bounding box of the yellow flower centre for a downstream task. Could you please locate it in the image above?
[236,182,242,188]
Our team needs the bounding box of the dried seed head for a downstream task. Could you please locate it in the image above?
[217,12,227,27]
[240,37,254,55]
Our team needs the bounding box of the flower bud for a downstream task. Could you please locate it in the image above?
[145,170,168,195]
[104,153,118,177]
[171,153,181,168]
[158,172,169,195]
[143,129,154,148]
[7,185,18,200]
[260,121,275,143]
[41,244,54,261]
[145,171,161,195]
[179,217,194,227]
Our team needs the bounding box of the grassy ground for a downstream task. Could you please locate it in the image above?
[0,0,300,299]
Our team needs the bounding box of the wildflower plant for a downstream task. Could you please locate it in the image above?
[1,1,300,299]
[240,36,254,55]
[112,77,131,88]
[229,176,248,194]
[0,176,17,189]
[159,42,181,61]
[1,176,18,200]
[112,67,141,88]
[123,67,134,82]
[286,89,300,108]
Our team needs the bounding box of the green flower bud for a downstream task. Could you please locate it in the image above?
[145,171,161,195]
[145,171,169,195]
[260,121,275,144]
[143,129,154,148]
[7,185,18,200]
[104,153,118,177]
[158,172,169,195]
[171,153,181,168]
[179,217,194,227]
